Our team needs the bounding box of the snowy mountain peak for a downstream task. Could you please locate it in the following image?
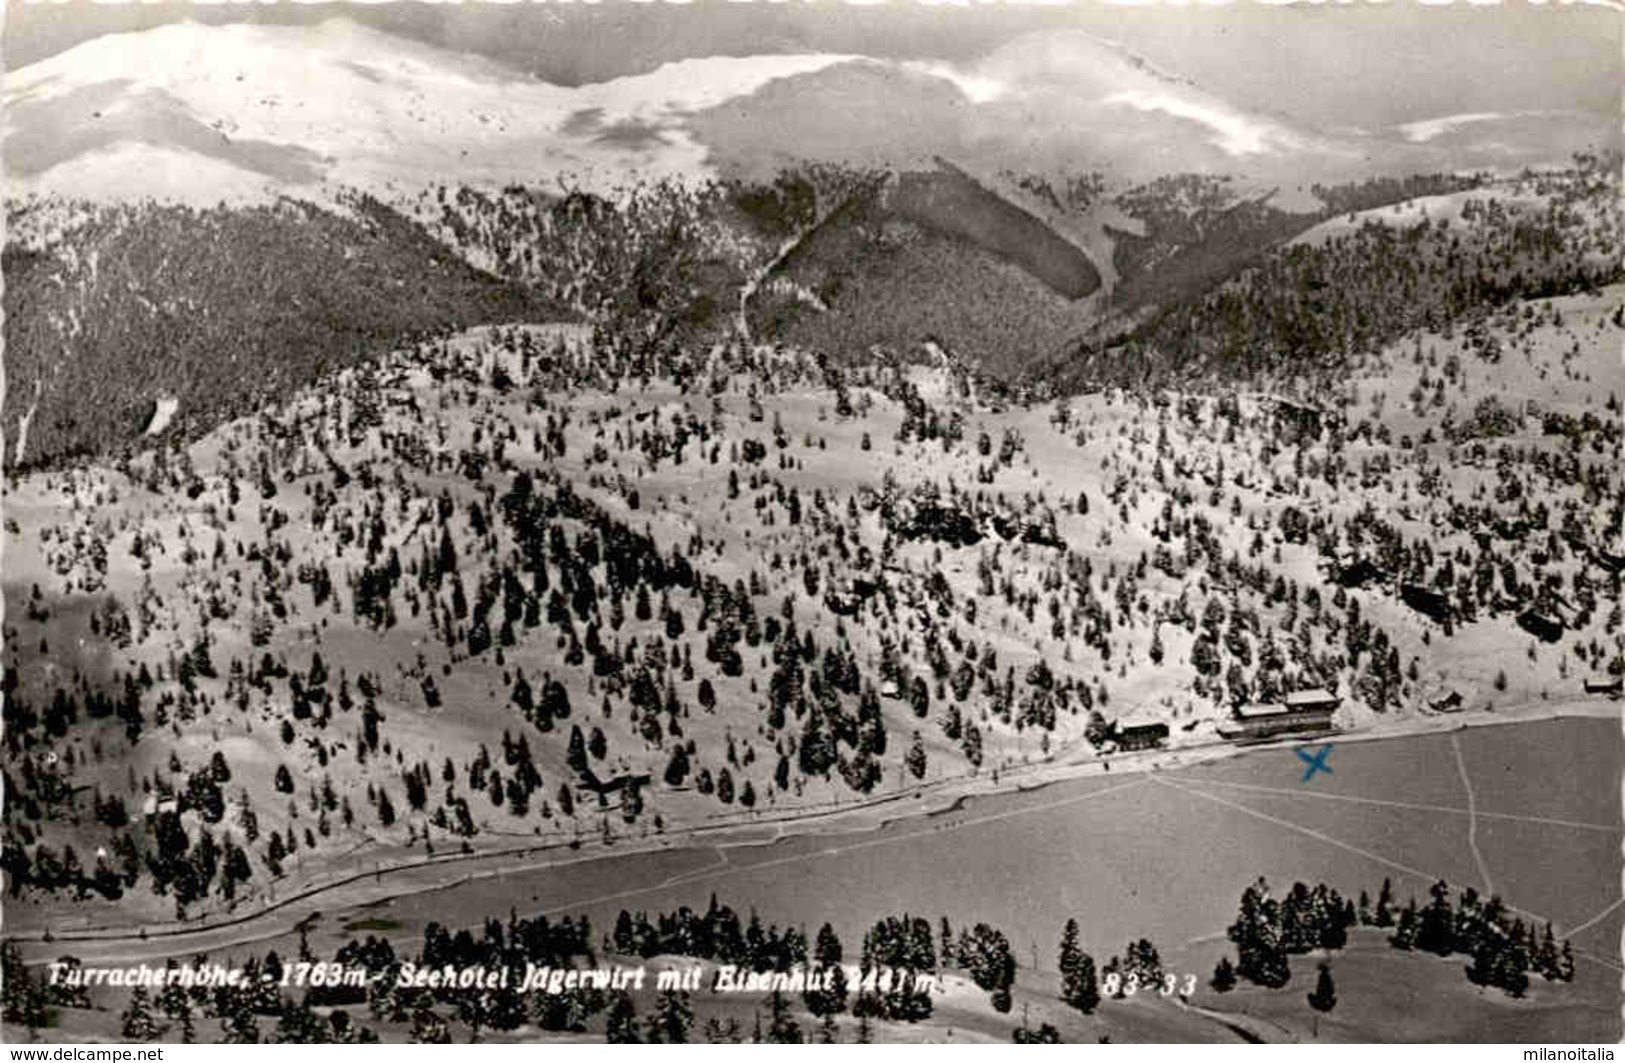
[3,18,860,203]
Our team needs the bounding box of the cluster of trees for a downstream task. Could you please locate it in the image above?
[1312,173,1489,218]
[361,912,599,1035]
[1218,876,1577,1001]
[3,745,253,914]
[2,941,68,1035]
[607,985,838,1044]
[598,903,947,1029]
[1386,880,1574,997]
[3,667,145,754]
[1224,877,1357,989]
[947,923,1019,1013]
[610,898,807,971]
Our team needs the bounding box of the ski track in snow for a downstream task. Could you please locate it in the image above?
[1451,733,1495,898]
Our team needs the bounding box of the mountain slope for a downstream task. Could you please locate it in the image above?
[1051,160,1624,392]
[5,261,1621,937]
[3,193,562,468]
[742,160,1105,375]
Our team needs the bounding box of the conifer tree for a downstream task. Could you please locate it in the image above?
[1374,877,1395,927]
[649,989,692,1044]
[220,1003,261,1044]
[805,922,848,1016]
[410,1007,452,1044]
[567,726,588,774]
[1465,937,1498,988]
[120,986,159,1040]
[1390,899,1420,951]
[0,941,47,1032]
[1228,878,1290,988]
[766,989,803,1043]
[1536,923,1561,981]
[1417,881,1456,956]
[906,732,927,780]
[605,992,641,1043]
[1014,1021,1063,1043]
[1058,918,1100,1014]
[1307,963,1337,1036]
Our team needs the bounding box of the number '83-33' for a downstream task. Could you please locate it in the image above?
[1102,971,1197,997]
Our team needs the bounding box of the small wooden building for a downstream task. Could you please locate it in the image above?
[1401,583,1454,623]
[1336,559,1386,589]
[577,769,652,796]
[1429,689,1465,713]
[1517,609,1564,643]
[1113,716,1170,752]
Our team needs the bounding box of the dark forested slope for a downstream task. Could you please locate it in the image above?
[4,193,561,469]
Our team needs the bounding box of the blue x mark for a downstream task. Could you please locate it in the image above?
[1296,744,1334,782]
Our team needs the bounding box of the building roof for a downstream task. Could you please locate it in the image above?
[1235,702,1293,719]
[1116,715,1169,732]
[1285,688,1339,707]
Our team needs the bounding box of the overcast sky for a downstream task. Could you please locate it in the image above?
[6,1,1619,131]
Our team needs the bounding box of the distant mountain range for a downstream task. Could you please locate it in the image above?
[5,18,1614,204]
[4,17,1616,469]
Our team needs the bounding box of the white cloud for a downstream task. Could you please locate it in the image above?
[1104,89,1278,156]
[1397,110,1585,144]
[1397,112,1508,143]
[898,60,1008,104]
